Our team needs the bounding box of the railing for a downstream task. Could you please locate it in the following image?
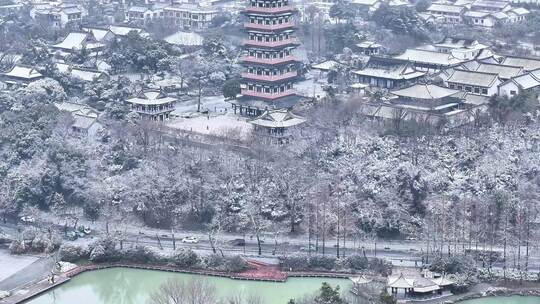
[241,89,296,99]
[244,5,296,14]
[239,55,298,65]
[241,71,297,82]
[244,22,294,31]
[242,38,299,48]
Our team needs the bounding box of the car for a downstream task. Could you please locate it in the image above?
[181,236,199,243]
[229,239,246,246]
[20,216,36,223]
[66,231,78,241]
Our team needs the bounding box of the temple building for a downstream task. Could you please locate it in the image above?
[234,0,302,116]
[249,109,305,143]
[126,90,176,121]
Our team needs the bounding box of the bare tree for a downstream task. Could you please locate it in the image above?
[149,279,217,304]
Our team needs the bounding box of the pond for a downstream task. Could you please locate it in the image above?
[24,268,352,304]
[459,296,540,304]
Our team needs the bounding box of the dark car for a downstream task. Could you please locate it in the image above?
[229,238,246,246]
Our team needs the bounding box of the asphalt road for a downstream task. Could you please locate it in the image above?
[1,218,539,273]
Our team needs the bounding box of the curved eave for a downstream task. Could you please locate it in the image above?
[240,89,298,101]
[243,23,296,32]
[243,40,300,49]
[242,7,297,15]
[241,73,298,83]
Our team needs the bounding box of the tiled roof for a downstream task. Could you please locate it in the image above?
[394,49,464,66]
[447,69,499,87]
[391,84,460,99]
[427,3,465,13]
[475,63,523,79]
[501,56,540,71]
[249,109,306,128]
[2,65,42,79]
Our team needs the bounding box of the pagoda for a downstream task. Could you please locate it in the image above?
[234,0,301,116]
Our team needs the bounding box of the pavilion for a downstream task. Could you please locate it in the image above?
[249,109,305,143]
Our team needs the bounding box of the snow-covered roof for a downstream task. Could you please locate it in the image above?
[127,90,177,105]
[447,69,499,87]
[357,41,381,49]
[52,32,104,51]
[501,56,540,72]
[394,49,464,66]
[83,27,113,42]
[351,0,380,6]
[491,11,508,20]
[311,60,339,71]
[391,84,460,99]
[164,31,204,46]
[56,63,107,82]
[55,102,98,117]
[427,3,465,13]
[109,25,148,37]
[504,69,540,90]
[387,273,414,289]
[1,65,42,79]
[464,10,490,18]
[475,63,523,80]
[511,7,529,15]
[350,276,372,284]
[353,57,426,80]
[472,0,509,9]
[72,113,98,130]
[431,276,455,287]
[62,6,81,14]
[249,109,306,128]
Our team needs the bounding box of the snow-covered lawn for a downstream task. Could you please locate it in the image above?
[0,250,38,282]
[167,112,253,140]
[173,95,231,114]
[296,72,327,99]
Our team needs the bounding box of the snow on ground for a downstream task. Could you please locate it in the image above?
[167,112,253,140]
[296,71,327,99]
[173,95,231,115]
[0,250,38,282]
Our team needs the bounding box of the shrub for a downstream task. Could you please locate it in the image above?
[345,254,369,270]
[224,255,248,272]
[59,244,89,262]
[279,255,309,271]
[368,258,392,276]
[429,255,476,275]
[171,249,200,268]
[9,240,26,254]
[88,237,120,263]
[309,255,336,270]
[123,246,157,263]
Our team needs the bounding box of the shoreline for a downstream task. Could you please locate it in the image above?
[450,281,540,303]
[3,262,365,304]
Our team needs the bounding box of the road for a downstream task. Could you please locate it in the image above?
[1,217,539,273]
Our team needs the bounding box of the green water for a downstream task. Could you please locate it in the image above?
[460,296,540,304]
[24,268,352,304]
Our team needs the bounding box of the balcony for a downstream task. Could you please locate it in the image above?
[244,22,295,31]
[243,38,299,48]
[244,5,296,14]
[241,71,297,82]
[241,89,296,100]
[240,55,299,65]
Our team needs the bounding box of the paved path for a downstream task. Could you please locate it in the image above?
[0,276,69,304]
[0,256,55,292]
